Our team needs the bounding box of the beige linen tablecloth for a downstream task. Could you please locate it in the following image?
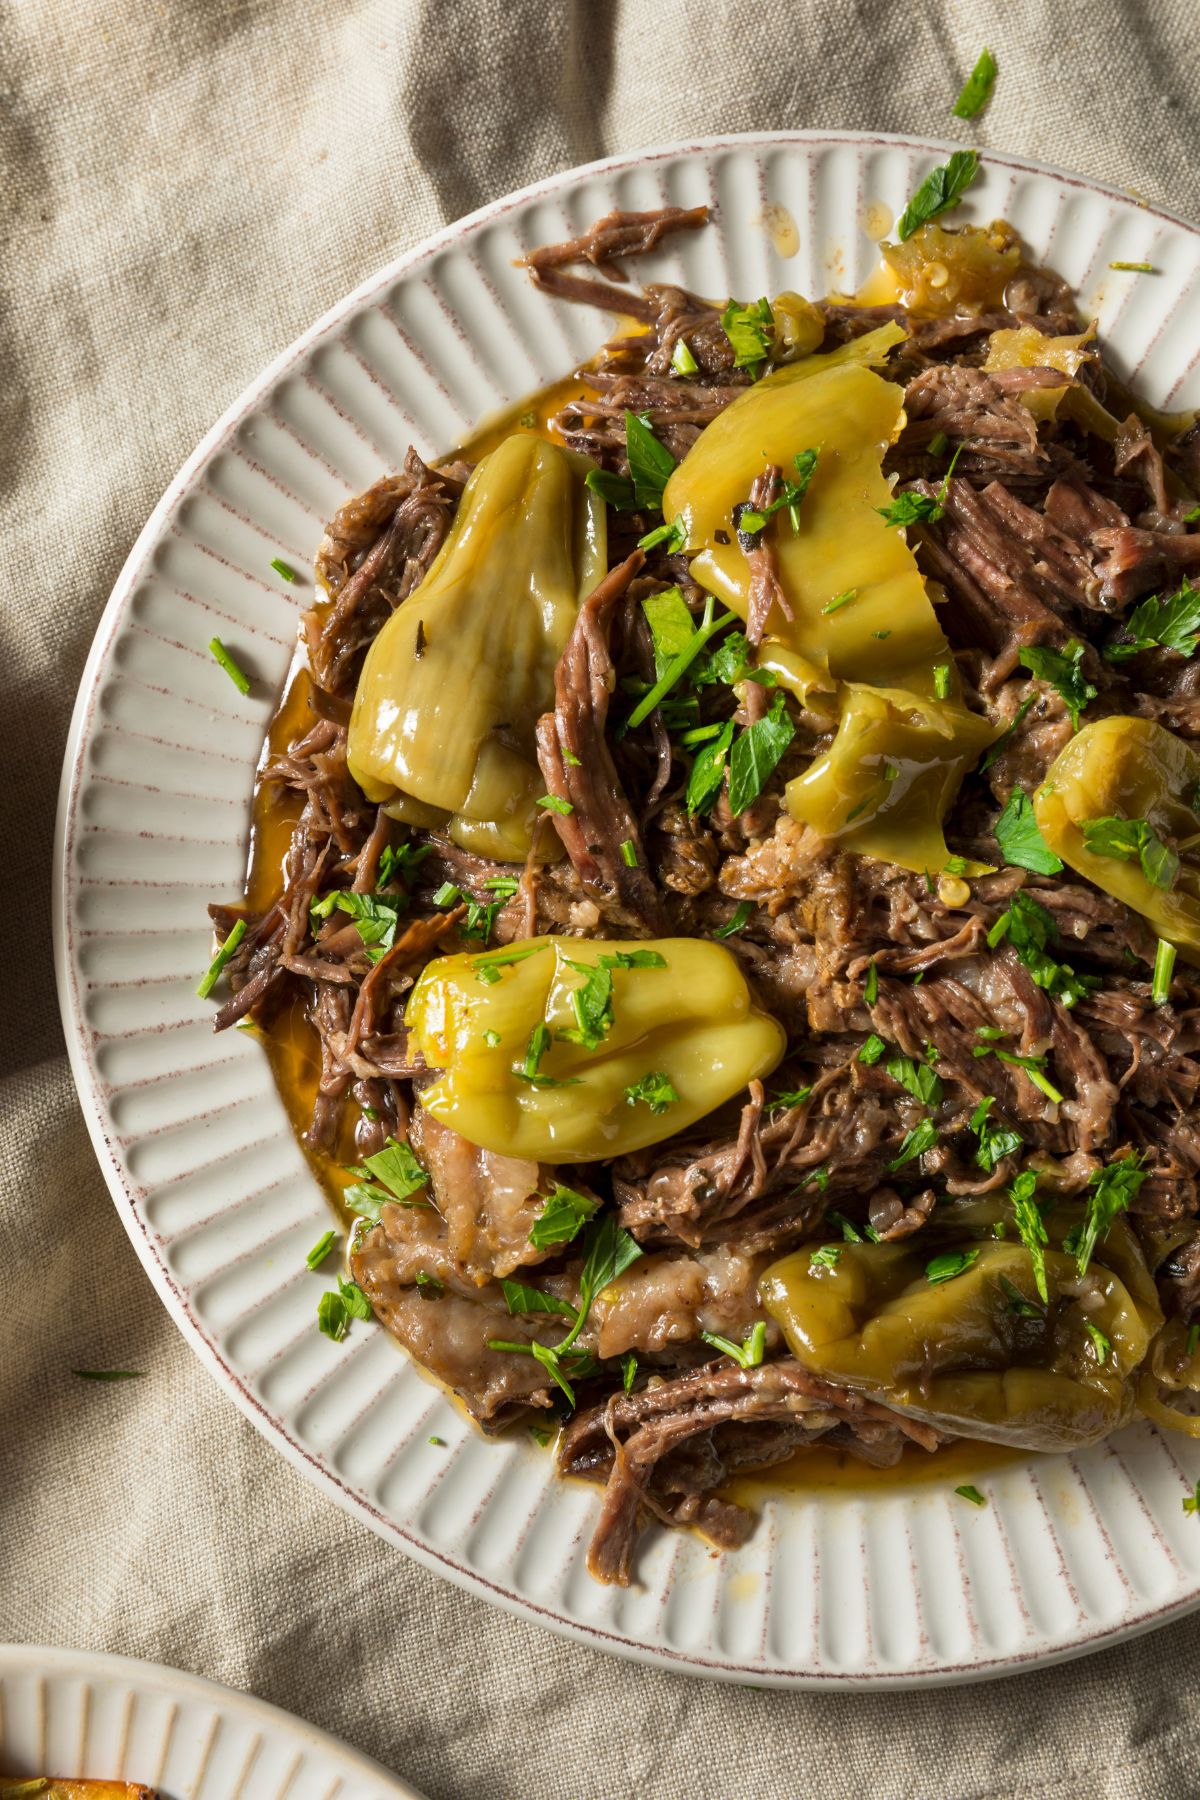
[5,2,1200,1794]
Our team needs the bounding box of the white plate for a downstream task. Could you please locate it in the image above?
[53,131,1200,1687]
[0,1646,421,1797]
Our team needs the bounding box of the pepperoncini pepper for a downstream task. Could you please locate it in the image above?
[760,1206,1162,1451]
[663,323,951,695]
[347,434,606,861]
[406,936,785,1161]
[1034,715,1200,964]
[784,681,998,876]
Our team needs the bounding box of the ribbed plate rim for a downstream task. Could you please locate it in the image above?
[51,129,1200,1688]
[0,1643,422,1796]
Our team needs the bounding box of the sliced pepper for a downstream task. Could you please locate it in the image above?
[784,681,997,875]
[881,219,1021,317]
[663,325,954,699]
[347,434,606,860]
[1034,715,1200,964]
[760,1207,1161,1451]
[407,936,785,1161]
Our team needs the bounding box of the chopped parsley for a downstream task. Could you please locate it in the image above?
[624,594,738,732]
[670,336,699,376]
[585,467,637,510]
[638,516,688,554]
[561,961,614,1049]
[877,444,963,529]
[324,890,406,961]
[1153,938,1177,1006]
[721,296,774,371]
[823,588,858,616]
[378,840,429,886]
[361,1137,428,1202]
[970,1097,1023,1173]
[858,1032,888,1066]
[896,149,980,241]
[196,916,246,998]
[952,48,997,119]
[502,1280,578,1320]
[980,695,1034,771]
[1188,1322,1200,1359]
[994,786,1064,876]
[1183,1480,1200,1517]
[1070,1154,1146,1277]
[770,1086,813,1110]
[1083,1320,1111,1364]
[686,717,735,815]
[622,1350,639,1391]
[537,793,574,816]
[983,1046,1064,1105]
[623,1071,680,1114]
[864,959,879,1005]
[317,1277,373,1342]
[1018,641,1096,731]
[885,1052,942,1107]
[529,1185,600,1249]
[305,1229,337,1270]
[726,690,795,816]
[926,1249,980,1285]
[620,838,638,867]
[208,636,251,694]
[1081,815,1180,890]
[809,1243,843,1272]
[714,900,756,938]
[624,409,678,511]
[1109,261,1155,273]
[270,557,298,582]
[1008,1169,1049,1303]
[825,1210,864,1243]
[933,662,952,699]
[955,1484,987,1507]
[739,449,820,535]
[415,1271,444,1300]
[986,890,1097,1007]
[513,1021,580,1089]
[887,1118,939,1171]
[701,1322,768,1370]
[1103,579,1200,662]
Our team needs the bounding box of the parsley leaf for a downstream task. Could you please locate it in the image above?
[700,1321,767,1368]
[512,1021,580,1089]
[670,337,698,376]
[585,467,637,510]
[1081,815,1179,890]
[713,900,755,938]
[331,890,406,960]
[501,1280,578,1321]
[994,786,1064,875]
[361,1137,429,1203]
[970,1097,1023,1173]
[560,962,615,1050]
[1008,1169,1049,1303]
[1083,1320,1111,1364]
[1071,1154,1146,1276]
[980,695,1035,772]
[926,1249,980,1285]
[305,1229,337,1270]
[1104,580,1200,662]
[317,1278,373,1342]
[896,149,980,241]
[623,1071,680,1114]
[739,449,820,534]
[955,1483,987,1507]
[810,1244,842,1271]
[721,296,774,370]
[528,1185,600,1249]
[686,717,735,816]
[642,588,697,675]
[196,917,246,998]
[624,410,678,512]
[1018,641,1097,731]
[726,690,795,815]
[887,1119,939,1171]
[885,1053,942,1107]
[378,840,429,887]
[209,636,251,695]
[986,890,1097,1007]
[638,517,687,554]
[953,47,997,119]
[858,1033,888,1066]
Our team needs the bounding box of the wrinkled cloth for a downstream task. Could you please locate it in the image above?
[4,2,1200,1796]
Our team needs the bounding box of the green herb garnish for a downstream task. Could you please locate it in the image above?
[955,1484,987,1507]
[970,1097,1023,1173]
[887,1119,939,1171]
[1153,938,1177,1005]
[858,1032,888,1066]
[700,1321,767,1368]
[994,786,1064,875]
[502,1280,578,1320]
[1104,579,1200,662]
[537,793,574,816]
[625,409,678,512]
[952,47,997,119]
[809,1243,842,1272]
[896,149,980,241]
[1018,641,1096,732]
[529,1185,600,1249]
[1083,1320,1111,1364]
[926,1250,980,1285]
[306,1230,337,1270]
[208,636,251,694]
[196,916,246,998]
[721,296,774,370]
[671,337,699,376]
[317,1278,373,1342]
[270,557,298,582]
[986,890,1096,1007]
[1071,1154,1146,1277]
[713,901,755,938]
[623,1071,680,1114]
[1080,815,1179,890]
[727,690,795,816]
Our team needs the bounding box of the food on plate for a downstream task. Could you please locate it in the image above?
[203,170,1200,1582]
[0,1782,156,1798]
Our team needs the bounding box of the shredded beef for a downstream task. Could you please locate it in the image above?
[215,203,1200,1583]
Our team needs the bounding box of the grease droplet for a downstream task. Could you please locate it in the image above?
[756,201,800,259]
